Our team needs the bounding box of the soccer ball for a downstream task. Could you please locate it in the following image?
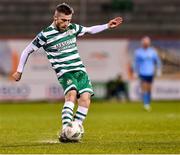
[64,121,84,141]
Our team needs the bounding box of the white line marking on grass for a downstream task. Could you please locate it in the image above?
[166,113,176,118]
[38,139,59,144]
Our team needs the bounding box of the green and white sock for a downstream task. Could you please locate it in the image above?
[62,101,74,129]
[74,106,88,124]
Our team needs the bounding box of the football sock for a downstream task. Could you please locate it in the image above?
[74,106,88,125]
[62,101,74,130]
[143,92,151,105]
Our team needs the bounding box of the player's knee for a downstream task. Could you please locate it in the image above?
[78,93,91,108]
[65,90,77,103]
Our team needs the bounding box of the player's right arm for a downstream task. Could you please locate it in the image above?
[133,50,140,78]
[12,32,46,81]
[12,43,35,81]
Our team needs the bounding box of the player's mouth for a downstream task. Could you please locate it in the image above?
[61,26,68,30]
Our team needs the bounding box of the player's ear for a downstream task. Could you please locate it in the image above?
[54,15,58,21]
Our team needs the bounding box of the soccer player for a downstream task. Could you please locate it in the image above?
[12,3,123,142]
[133,36,162,111]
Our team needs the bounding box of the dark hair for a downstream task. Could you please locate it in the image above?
[56,3,74,15]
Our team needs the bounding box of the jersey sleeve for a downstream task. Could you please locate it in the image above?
[32,31,47,50]
[16,43,36,73]
[73,24,85,36]
[74,23,108,37]
[153,49,162,69]
[133,50,140,74]
[16,31,47,73]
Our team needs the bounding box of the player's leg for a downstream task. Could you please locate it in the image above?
[141,81,151,104]
[74,71,94,125]
[141,80,152,111]
[62,90,77,129]
[58,72,78,142]
[75,92,91,125]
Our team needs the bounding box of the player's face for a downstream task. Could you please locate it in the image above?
[54,13,72,31]
[141,37,151,49]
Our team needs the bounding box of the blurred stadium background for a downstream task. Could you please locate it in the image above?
[0,0,180,101]
[0,0,180,153]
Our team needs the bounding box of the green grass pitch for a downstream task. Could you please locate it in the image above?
[0,100,180,154]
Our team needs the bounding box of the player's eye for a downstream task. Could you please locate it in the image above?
[62,19,70,22]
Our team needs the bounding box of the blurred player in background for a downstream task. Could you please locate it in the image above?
[133,36,162,111]
[12,3,123,142]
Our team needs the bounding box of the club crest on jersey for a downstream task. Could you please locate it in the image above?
[66,30,74,36]
[147,53,153,59]
[67,79,72,85]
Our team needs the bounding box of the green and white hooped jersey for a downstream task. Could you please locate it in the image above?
[32,23,87,78]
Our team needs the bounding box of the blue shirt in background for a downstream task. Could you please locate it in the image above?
[134,47,161,76]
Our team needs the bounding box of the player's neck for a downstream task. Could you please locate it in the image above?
[52,22,68,32]
[143,46,149,50]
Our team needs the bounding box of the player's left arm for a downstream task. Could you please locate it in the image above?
[154,51,162,77]
[78,17,123,36]
[133,51,140,78]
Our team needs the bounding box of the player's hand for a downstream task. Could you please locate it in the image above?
[108,17,123,29]
[156,69,162,77]
[133,73,138,79]
[12,72,22,81]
